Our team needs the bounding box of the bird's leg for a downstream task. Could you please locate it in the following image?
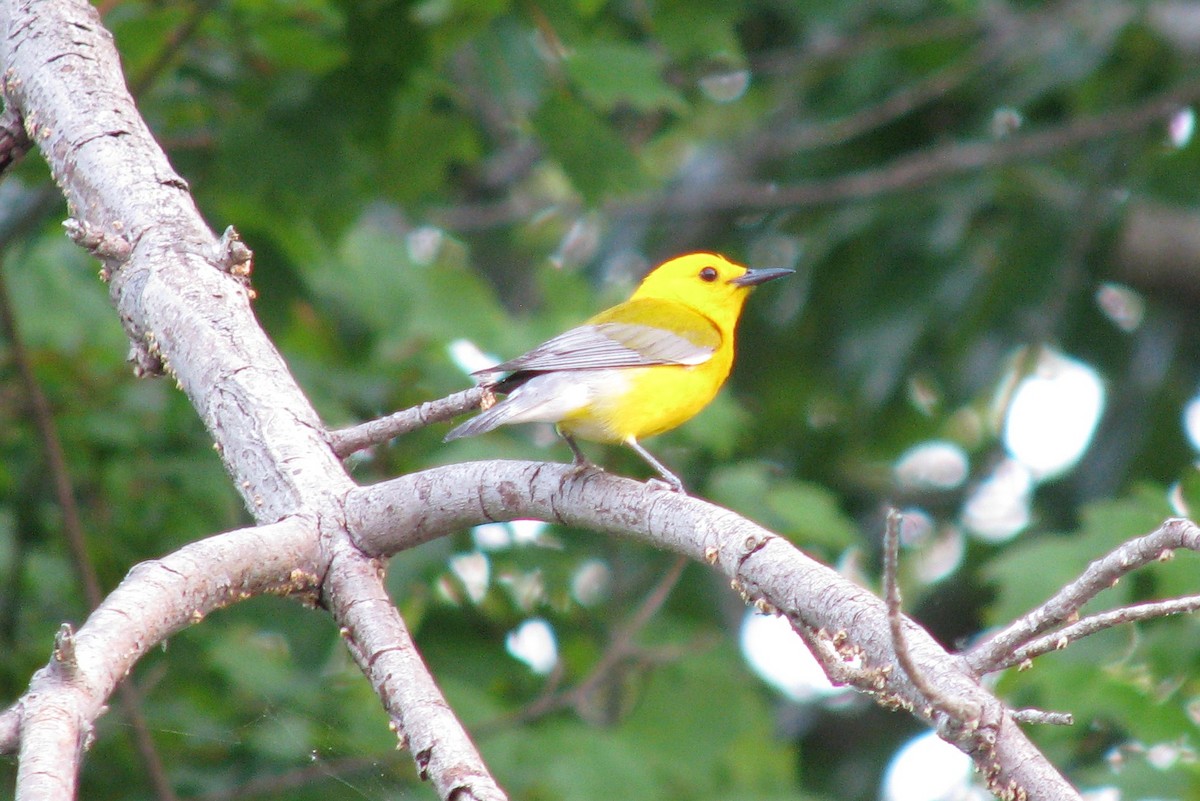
[561,432,590,465]
[625,437,686,493]
[560,432,603,475]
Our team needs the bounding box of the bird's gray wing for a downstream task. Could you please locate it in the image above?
[474,320,716,381]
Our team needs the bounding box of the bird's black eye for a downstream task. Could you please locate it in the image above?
[698,266,718,282]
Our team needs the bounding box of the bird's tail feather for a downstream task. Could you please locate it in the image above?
[444,404,515,441]
[445,372,592,442]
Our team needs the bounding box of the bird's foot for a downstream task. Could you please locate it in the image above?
[569,458,605,477]
[645,476,687,494]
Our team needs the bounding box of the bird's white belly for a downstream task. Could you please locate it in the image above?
[502,370,629,436]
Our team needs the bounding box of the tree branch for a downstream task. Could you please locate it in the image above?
[755,43,988,157]
[966,518,1200,674]
[323,538,507,801]
[0,0,353,521]
[345,460,1083,801]
[993,595,1200,673]
[434,79,1200,231]
[4,518,318,795]
[621,80,1200,217]
[329,387,486,458]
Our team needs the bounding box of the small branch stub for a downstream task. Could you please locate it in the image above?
[1012,709,1074,726]
[215,226,255,298]
[62,217,132,280]
[0,102,31,175]
[127,336,165,379]
[51,622,78,678]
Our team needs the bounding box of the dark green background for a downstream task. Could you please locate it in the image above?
[2,1,1199,798]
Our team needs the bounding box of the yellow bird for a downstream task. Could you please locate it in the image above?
[445,253,793,491]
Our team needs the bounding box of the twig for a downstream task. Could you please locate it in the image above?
[126,0,219,98]
[0,273,80,569]
[625,81,1200,217]
[567,555,691,705]
[328,387,485,458]
[757,49,987,157]
[751,15,979,76]
[473,554,692,735]
[991,595,1200,673]
[884,509,979,724]
[1011,709,1073,726]
[614,555,689,641]
[193,755,390,801]
[966,518,1200,674]
[434,80,1200,231]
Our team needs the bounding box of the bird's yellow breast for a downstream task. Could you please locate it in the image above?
[557,346,734,442]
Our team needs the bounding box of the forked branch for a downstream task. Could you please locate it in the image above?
[966,518,1200,675]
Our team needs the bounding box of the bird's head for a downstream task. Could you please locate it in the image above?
[631,253,793,329]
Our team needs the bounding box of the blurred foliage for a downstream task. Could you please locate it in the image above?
[4,0,1200,798]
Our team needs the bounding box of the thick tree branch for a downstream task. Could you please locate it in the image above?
[0,0,353,521]
[0,5,478,800]
[344,460,1082,801]
[324,539,506,801]
[2,519,318,795]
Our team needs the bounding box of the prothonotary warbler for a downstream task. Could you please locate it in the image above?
[444,253,793,492]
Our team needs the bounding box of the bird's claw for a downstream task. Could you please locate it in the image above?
[568,460,604,478]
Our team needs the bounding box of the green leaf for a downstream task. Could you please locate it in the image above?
[709,462,857,552]
[532,94,644,202]
[8,235,127,360]
[478,641,796,800]
[652,2,745,61]
[564,43,687,113]
[382,78,482,204]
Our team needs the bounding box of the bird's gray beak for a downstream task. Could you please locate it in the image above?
[729,267,795,287]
